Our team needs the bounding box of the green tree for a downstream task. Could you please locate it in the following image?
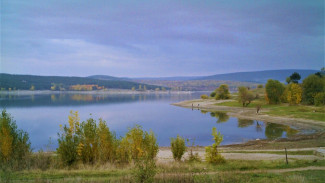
[265,79,285,104]
[210,91,216,97]
[205,127,225,164]
[78,117,98,164]
[302,75,325,104]
[289,72,301,83]
[170,135,186,161]
[314,92,325,106]
[57,111,81,166]
[237,86,255,107]
[215,84,230,100]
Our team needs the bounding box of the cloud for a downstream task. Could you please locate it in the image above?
[1,0,324,77]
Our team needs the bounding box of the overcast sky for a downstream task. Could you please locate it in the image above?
[1,0,324,77]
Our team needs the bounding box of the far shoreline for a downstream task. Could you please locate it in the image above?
[0,89,194,95]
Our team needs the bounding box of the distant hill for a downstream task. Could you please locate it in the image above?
[87,69,319,91]
[88,75,123,81]
[0,74,161,91]
[198,69,318,83]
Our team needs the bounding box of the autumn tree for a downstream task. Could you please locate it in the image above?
[265,79,285,104]
[286,83,302,105]
[237,86,255,107]
[97,119,116,162]
[0,110,31,170]
[215,84,230,100]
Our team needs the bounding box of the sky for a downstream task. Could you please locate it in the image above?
[1,0,324,77]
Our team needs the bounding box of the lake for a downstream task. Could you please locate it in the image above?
[0,92,305,151]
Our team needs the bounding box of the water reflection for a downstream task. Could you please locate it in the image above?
[208,111,299,140]
[0,93,197,108]
[265,123,298,139]
[210,111,229,123]
[237,119,254,128]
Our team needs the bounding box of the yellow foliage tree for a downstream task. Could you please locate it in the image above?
[0,124,13,162]
[286,83,302,105]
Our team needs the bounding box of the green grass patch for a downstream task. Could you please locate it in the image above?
[265,105,325,122]
[215,100,325,122]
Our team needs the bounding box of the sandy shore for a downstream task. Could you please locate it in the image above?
[172,99,325,130]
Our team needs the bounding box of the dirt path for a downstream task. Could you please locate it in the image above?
[172,99,325,130]
[157,166,325,178]
[157,148,323,163]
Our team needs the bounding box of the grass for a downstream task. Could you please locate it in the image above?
[215,100,325,122]
[2,160,324,182]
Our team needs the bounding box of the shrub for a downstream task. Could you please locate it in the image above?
[0,110,31,170]
[205,127,225,164]
[200,94,209,99]
[210,91,216,97]
[265,79,285,104]
[215,84,230,100]
[133,157,157,183]
[314,92,325,106]
[237,86,255,107]
[257,84,263,88]
[116,125,158,163]
[170,135,186,161]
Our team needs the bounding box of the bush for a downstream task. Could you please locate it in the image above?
[210,91,216,97]
[205,127,225,164]
[0,110,31,170]
[215,84,230,100]
[257,84,263,88]
[200,94,209,99]
[170,135,186,161]
[265,79,285,104]
[116,125,158,164]
[133,157,157,183]
[314,92,325,106]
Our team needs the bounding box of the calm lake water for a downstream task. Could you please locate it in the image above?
[0,92,303,151]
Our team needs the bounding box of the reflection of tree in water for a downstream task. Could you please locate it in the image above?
[255,121,263,132]
[210,111,229,123]
[265,123,298,139]
[200,110,208,114]
[237,118,254,128]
